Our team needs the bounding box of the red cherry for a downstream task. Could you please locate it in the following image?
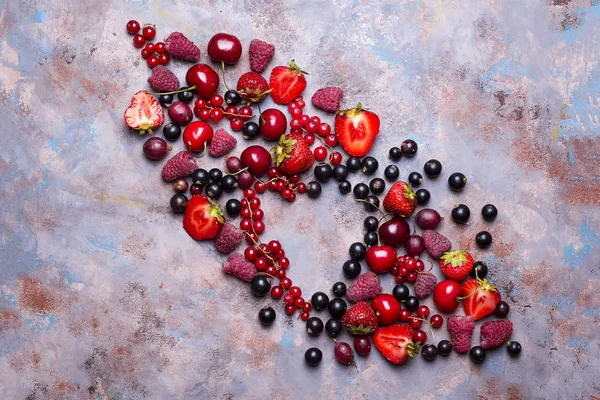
[280,278,292,290]
[399,309,411,322]
[230,118,243,131]
[133,34,146,48]
[126,20,140,34]
[155,42,166,54]
[365,245,397,274]
[207,33,242,64]
[432,280,462,313]
[185,64,220,99]
[379,217,411,247]
[210,94,224,107]
[300,312,310,320]
[330,152,342,166]
[417,305,430,319]
[285,305,296,315]
[279,257,290,269]
[142,25,156,40]
[325,134,338,147]
[314,146,327,161]
[255,258,267,271]
[259,109,287,140]
[182,121,213,153]
[253,220,265,234]
[240,146,272,176]
[289,286,302,298]
[409,316,422,329]
[318,122,331,136]
[371,294,401,325]
[244,247,258,261]
[158,53,170,65]
[271,286,283,299]
[430,314,444,328]
[254,181,267,193]
[147,55,159,68]
[412,329,427,344]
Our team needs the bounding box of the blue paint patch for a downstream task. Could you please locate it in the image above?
[582,307,600,318]
[484,352,503,374]
[86,235,121,259]
[30,9,47,23]
[566,147,575,164]
[565,337,589,351]
[199,288,216,301]
[48,137,59,152]
[279,324,295,350]
[564,243,590,268]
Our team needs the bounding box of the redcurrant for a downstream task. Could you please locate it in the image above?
[289,286,302,298]
[280,278,292,290]
[133,34,146,48]
[417,305,430,319]
[430,314,443,328]
[155,42,166,54]
[158,53,170,65]
[142,25,156,40]
[271,286,283,299]
[126,20,140,35]
[304,133,315,145]
[255,258,267,271]
[244,247,258,261]
[412,329,427,344]
[317,122,331,136]
[399,309,411,322]
[314,146,327,161]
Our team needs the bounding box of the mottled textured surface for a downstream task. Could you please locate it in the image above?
[1,0,600,399]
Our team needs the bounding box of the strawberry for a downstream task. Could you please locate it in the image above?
[382,181,417,217]
[271,132,314,175]
[124,90,164,135]
[341,301,378,335]
[236,72,271,104]
[334,103,380,157]
[269,60,307,104]
[372,325,420,365]
[183,195,225,241]
[439,250,474,282]
[462,278,501,320]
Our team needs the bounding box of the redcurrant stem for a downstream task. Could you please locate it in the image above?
[224,167,248,176]
[151,85,196,96]
[256,272,275,279]
[220,61,231,91]
[417,260,434,274]
[413,317,435,344]
[313,134,333,152]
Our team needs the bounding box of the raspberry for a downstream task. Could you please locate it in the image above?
[423,230,452,259]
[209,128,237,157]
[165,32,200,62]
[161,151,197,182]
[414,272,437,299]
[222,253,256,282]
[447,315,475,354]
[480,320,513,350]
[147,66,180,92]
[214,223,243,254]
[249,39,275,73]
[346,272,382,303]
[311,87,343,113]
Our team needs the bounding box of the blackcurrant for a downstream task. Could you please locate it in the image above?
[163,123,181,141]
[416,188,430,205]
[364,216,379,232]
[471,261,488,278]
[225,199,242,217]
[469,346,486,364]
[408,172,423,186]
[343,260,362,279]
[314,164,333,182]
[476,231,493,248]
[353,183,369,200]
[306,181,322,198]
[159,94,174,106]
[494,301,510,318]
[306,317,324,336]
[258,306,276,326]
[242,122,260,139]
[170,194,188,213]
[311,292,330,311]
[389,146,402,160]
[338,180,352,194]
[325,319,343,338]
[250,275,271,297]
[349,242,367,260]
[305,347,322,366]
[332,282,346,297]
[437,340,453,356]
[362,195,380,211]
[346,156,361,172]
[177,88,194,103]
[448,172,467,191]
[328,298,347,319]
[421,344,438,361]
[424,159,442,178]
[220,175,238,192]
[209,168,223,182]
[482,204,498,221]
[392,284,410,302]
[369,178,385,194]
[364,231,379,246]
[191,168,210,185]
[507,341,522,356]
[451,204,470,224]
[401,139,418,157]
[205,182,223,199]
[405,296,420,311]
[224,90,242,106]
[333,165,349,181]
[361,157,378,175]
[384,165,399,181]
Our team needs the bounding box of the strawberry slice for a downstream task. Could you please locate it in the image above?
[372,324,420,365]
[124,90,164,135]
[183,195,225,240]
[269,60,307,104]
[334,103,380,157]
[462,278,501,320]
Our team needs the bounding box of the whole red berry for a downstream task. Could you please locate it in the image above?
[412,329,427,344]
[268,240,281,254]
[300,114,310,127]
[297,183,307,193]
[288,102,299,112]
[244,247,258,261]
[240,219,251,231]
[304,133,315,145]
[302,303,312,313]
[296,99,306,108]
[409,316,422,329]
[253,220,265,234]
[289,175,300,184]
[398,266,408,277]
[407,272,418,284]
[286,192,296,202]
[195,99,207,109]
[224,106,238,120]
[430,314,443,328]
[314,146,327,161]
[276,180,286,192]
[318,122,331,136]
[285,305,296,315]
[230,118,243,131]
[141,49,150,59]
[405,257,417,270]
[240,208,251,219]
[306,120,318,134]
[155,42,166,54]
[126,20,140,34]
[399,309,411,322]
[417,305,430,319]
[265,265,277,276]
[396,256,406,267]
[142,25,156,40]
[416,259,425,271]
[246,232,258,245]
[147,55,159,68]
[395,274,405,284]
[268,167,279,178]
[330,152,342,166]
[279,257,290,269]
[282,188,293,200]
[276,269,286,279]
[243,188,255,199]
[145,43,155,53]
[255,181,266,193]
[294,297,305,308]
[290,119,302,130]
[300,312,310,321]
[199,108,211,121]
[271,286,283,299]
[283,293,294,305]
[267,180,277,191]
[289,286,302,298]
[239,106,253,120]
[280,277,292,290]
[325,134,338,147]
[290,107,302,119]
[158,53,170,65]
[133,34,146,48]
[250,197,261,209]
[210,94,224,107]
[189,184,202,195]
[255,258,267,271]
[210,108,224,122]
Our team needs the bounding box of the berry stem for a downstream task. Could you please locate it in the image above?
[414,317,436,344]
[152,86,196,96]
[353,199,388,221]
[220,61,231,91]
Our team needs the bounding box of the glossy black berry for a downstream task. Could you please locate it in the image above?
[437,340,453,356]
[220,175,238,192]
[507,341,522,356]
[349,242,367,260]
[469,346,486,364]
[401,139,418,157]
[305,347,322,366]
[306,181,322,198]
[392,284,410,302]
[191,168,210,185]
[332,282,346,297]
[328,298,347,319]
[242,121,260,139]
[224,90,242,106]
[159,94,174,106]
[448,172,467,191]
[364,216,379,232]
[389,146,403,160]
[408,172,423,186]
[177,87,194,103]
[306,317,324,336]
[364,231,379,246]
[325,319,343,338]
[476,231,493,248]
[451,204,470,224]
[205,182,223,199]
[353,183,370,200]
[333,165,349,181]
[471,261,488,278]
[343,260,362,279]
[250,275,271,297]
[258,306,276,326]
[416,189,430,205]
[338,180,352,194]
[362,195,380,211]
[346,156,361,172]
[384,165,399,181]
[424,159,442,178]
[225,199,242,217]
[369,178,385,194]
[314,164,333,182]
[163,123,181,141]
[208,168,223,182]
[482,204,498,221]
[421,344,438,361]
[170,194,188,213]
[311,292,330,311]
[361,157,379,175]
[494,301,510,318]
[405,296,420,312]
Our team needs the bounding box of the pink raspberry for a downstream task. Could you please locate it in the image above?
[346,272,382,303]
[165,32,200,62]
[161,151,197,182]
[147,66,179,92]
[447,315,475,354]
[209,128,237,157]
[311,87,343,113]
[423,230,452,259]
[480,320,513,350]
[249,39,275,73]
[222,253,256,282]
[214,223,243,254]
[414,272,437,299]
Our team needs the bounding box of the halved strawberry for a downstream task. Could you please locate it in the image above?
[124,90,164,135]
[272,132,314,175]
[462,278,501,320]
[372,324,420,365]
[183,195,224,240]
[334,103,380,157]
[269,60,307,104]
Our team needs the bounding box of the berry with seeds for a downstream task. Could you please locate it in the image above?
[480,320,513,350]
[383,181,417,217]
[208,128,236,157]
[440,250,474,281]
[147,66,180,92]
[447,315,475,353]
[222,252,256,282]
[372,324,420,365]
[414,272,437,299]
[270,60,307,104]
[312,87,343,113]
[248,38,275,73]
[165,32,200,62]
[214,223,243,254]
[346,271,382,302]
[342,301,378,335]
[423,230,452,259]
[161,151,197,182]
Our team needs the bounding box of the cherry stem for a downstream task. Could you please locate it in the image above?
[456,269,480,302]
[257,102,265,125]
[152,85,196,96]
[224,167,248,176]
[192,142,207,158]
[220,61,231,91]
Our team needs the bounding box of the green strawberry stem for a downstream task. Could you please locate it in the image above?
[289,59,309,75]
